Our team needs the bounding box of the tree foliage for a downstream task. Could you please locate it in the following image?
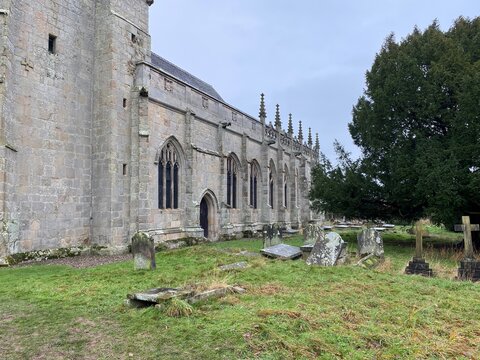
[311,17,480,227]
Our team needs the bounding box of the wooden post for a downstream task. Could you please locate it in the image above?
[414,221,423,260]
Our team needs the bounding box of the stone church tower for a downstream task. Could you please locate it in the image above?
[0,0,319,262]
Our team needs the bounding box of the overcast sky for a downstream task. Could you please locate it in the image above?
[149,1,478,161]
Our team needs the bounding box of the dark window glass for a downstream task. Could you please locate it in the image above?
[158,161,164,209]
[166,161,172,209]
[48,34,56,54]
[173,163,179,209]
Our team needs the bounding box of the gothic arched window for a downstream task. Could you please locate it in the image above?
[250,161,259,209]
[226,156,238,208]
[158,142,179,209]
[284,165,289,208]
[269,161,275,209]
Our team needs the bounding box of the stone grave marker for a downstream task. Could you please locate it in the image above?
[306,232,347,266]
[357,228,384,257]
[131,232,156,270]
[261,243,302,260]
[263,224,282,248]
[405,221,433,276]
[454,216,480,281]
[218,261,249,271]
[304,223,323,245]
[301,224,324,259]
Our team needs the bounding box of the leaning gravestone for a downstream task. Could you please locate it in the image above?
[131,232,156,270]
[357,228,384,257]
[306,232,347,266]
[263,224,282,248]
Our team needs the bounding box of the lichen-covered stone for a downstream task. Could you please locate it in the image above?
[303,223,324,246]
[131,232,156,270]
[306,232,347,266]
[263,224,282,248]
[357,228,384,257]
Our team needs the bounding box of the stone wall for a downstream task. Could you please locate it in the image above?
[143,64,318,243]
[0,0,319,260]
[0,0,96,255]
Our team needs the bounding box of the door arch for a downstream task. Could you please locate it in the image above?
[199,190,219,240]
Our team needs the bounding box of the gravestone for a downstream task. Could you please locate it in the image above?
[301,223,324,259]
[131,232,156,270]
[304,223,324,245]
[261,243,302,260]
[263,224,282,248]
[454,216,480,281]
[357,228,384,257]
[405,222,433,277]
[306,232,347,266]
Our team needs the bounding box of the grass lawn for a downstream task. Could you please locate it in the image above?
[1,233,479,359]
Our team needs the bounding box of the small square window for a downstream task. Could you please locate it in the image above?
[48,34,57,54]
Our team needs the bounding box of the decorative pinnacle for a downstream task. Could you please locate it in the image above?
[315,133,320,151]
[259,93,266,119]
[287,114,294,135]
[298,121,303,142]
[308,127,313,147]
[274,104,282,129]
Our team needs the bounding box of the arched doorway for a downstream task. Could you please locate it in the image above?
[199,191,218,240]
[200,197,209,237]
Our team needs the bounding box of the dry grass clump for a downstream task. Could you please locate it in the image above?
[158,298,193,318]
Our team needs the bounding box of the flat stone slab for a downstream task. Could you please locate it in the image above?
[218,261,248,271]
[127,286,246,307]
[187,286,246,304]
[261,243,302,260]
[0,257,9,267]
[300,244,314,260]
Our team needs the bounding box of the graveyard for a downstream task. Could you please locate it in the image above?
[1,226,479,359]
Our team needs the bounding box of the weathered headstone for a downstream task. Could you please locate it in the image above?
[303,223,324,245]
[131,232,156,270]
[454,216,480,281]
[357,228,384,257]
[301,224,324,259]
[306,232,347,266]
[263,224,282,248]
[261,243,302,260]
[405,222,433,277]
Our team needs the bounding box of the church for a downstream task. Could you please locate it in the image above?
[0,0,319,262]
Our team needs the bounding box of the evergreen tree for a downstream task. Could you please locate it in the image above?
[311,17,480,228]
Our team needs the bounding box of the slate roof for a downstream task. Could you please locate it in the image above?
[151,52,224,102]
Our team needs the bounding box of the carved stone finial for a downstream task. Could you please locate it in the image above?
[288,114,293,136]
[308,127,313,147]
[298,121,303,142]
[259,93,267,119]
[274,104,282,129]
[315,133,320,153]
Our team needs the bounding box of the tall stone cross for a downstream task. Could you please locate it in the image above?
[454,216,479,260]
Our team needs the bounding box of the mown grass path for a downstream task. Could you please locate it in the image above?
[1,236,479,359]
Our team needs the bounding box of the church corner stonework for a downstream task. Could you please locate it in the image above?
[0,0,321,261]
